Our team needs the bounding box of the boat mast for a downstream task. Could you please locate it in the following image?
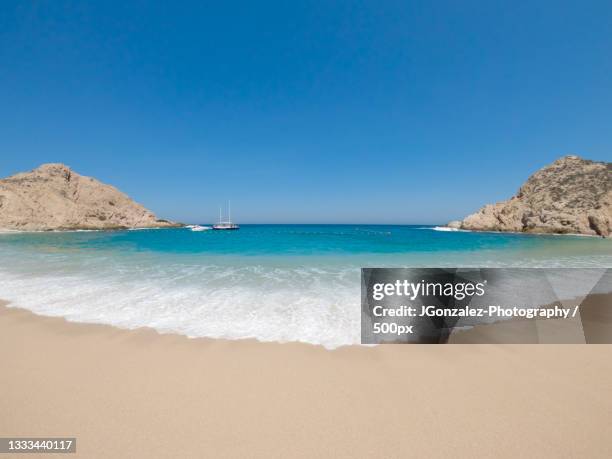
[219,206,222,223]
[228,200,231,224]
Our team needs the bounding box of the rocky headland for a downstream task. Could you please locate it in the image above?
[448,155,612,237]
[0,163,179,231]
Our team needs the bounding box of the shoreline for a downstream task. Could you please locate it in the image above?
[2,300,612,458]
[0,299,333,351]
[435,225,610,239]
[2,224,610,239]
[3,292,612,348]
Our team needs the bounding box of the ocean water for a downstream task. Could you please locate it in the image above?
[1,225,611,348]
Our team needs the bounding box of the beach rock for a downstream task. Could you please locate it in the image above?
[451,155,612,237]
[0,163,180,231]
[447,220,462,229]
[588,214,610,238]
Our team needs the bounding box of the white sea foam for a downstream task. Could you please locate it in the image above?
[430,226,476,232]
[0,262,362,349]
[432,226,459,232]
[1,257,610,348]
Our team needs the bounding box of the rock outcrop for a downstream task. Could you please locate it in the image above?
[0,163,179,231]
[449,155,612,237]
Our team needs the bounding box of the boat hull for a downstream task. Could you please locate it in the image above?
[212,224,240,230]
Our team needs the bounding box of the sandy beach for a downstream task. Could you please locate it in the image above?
[1,300,611,458]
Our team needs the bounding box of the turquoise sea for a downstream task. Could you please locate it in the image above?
[1,225,611,347]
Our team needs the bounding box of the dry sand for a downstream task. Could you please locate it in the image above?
[2,300,612,458]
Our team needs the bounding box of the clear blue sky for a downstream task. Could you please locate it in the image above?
[1,1,611,224]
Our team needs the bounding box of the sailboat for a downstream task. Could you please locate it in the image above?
[213,201,240,230]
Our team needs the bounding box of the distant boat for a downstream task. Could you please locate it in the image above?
[213,201,239,230]
[190,225,211,232]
